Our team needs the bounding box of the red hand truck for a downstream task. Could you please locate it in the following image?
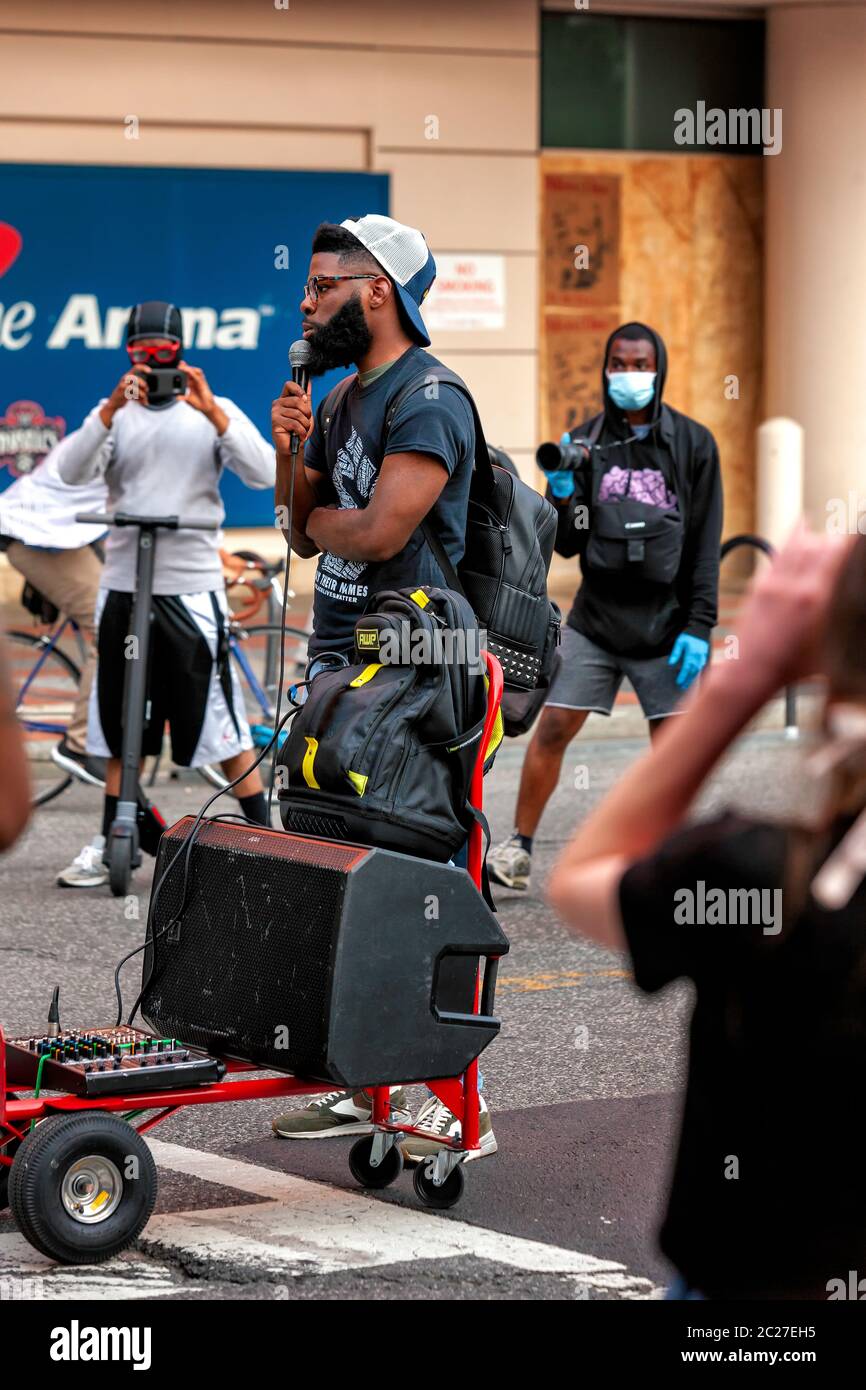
[0,653,504,1265]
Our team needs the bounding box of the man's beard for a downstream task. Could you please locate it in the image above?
[304,295,372,376]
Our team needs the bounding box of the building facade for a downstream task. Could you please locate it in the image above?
[1,0,863,583]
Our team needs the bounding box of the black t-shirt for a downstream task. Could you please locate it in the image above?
[619,812,866,1298]
[304,346,475,657]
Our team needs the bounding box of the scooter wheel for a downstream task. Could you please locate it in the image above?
[108,836,133,898]
[9,1112,157,1264]
[412,1157,466,1210]
[349,1135,404,1189]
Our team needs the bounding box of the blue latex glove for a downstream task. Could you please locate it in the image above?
[668,633,710,690]
[542,432,577,500]
[545,470,576,500]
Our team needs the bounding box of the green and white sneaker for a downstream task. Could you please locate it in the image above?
[488,834,531,892]
[272,1087,410,1140]
[400,1093,497,1165]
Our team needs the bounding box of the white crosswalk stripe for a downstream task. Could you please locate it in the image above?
[0,1141,661,1298]
[141,1141,659,1295]
[0,1235,199,1299]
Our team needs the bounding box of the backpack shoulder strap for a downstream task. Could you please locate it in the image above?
[385,369,495,494]
[384,369,494,600]
[320,374,357,440]
[587,411,605,446]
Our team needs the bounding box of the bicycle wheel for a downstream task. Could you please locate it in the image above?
[232,622,309,724]
[5,630,81,807]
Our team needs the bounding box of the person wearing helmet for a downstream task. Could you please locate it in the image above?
[55,301,276,889]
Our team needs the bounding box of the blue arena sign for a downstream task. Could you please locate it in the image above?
[0,162,389,524]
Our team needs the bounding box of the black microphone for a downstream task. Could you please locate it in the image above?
[288,338,311,458]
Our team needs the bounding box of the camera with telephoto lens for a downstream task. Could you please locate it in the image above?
[535,439,592,473]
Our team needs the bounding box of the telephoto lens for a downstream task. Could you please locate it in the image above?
[535,439,592,472]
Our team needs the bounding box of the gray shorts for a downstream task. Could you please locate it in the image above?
[546,624,685,721]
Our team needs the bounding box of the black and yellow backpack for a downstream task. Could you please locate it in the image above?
[276,585,502,865]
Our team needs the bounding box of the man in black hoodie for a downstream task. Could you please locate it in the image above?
[489,322,722,893]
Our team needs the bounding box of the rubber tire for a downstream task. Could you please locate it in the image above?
[0,1094,21,1211]
[349,1136,404,1190]
[412,1159,466,1210]
[107,834,133,898]
[9,1112,158,1264]
[7,1113,68,1245]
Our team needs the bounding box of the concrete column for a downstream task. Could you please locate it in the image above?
[765,3,866,529]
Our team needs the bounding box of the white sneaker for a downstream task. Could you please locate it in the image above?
[488,834,531,891]
[400,1093,497,1165]
[56,835,109,889]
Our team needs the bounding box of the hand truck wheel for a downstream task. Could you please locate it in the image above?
[412,1157,465,1209]
[349,1135,404,1189]
[9,1112,157,1264]
[0,1095,20,1210]
[107,833,133,898]
[7,1113,69,1246]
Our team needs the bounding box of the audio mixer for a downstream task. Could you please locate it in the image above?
[4,1026,225,1098]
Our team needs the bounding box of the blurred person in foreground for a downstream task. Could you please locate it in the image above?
[490,322,722,893]
[549,525,866,1299]
[0,638,31,850]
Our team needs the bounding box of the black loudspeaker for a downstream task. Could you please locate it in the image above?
[141,818,509,1088]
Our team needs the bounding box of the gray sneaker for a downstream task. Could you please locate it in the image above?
[56,835,109,889]
[488,834,531,891]
[272,1087,410,1140]
[400,1093,497,1165]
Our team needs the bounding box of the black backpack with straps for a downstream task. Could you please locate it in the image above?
[320,368,561,737]
[277,585,498,864]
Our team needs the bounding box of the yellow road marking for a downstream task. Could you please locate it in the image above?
[497,969,632,994]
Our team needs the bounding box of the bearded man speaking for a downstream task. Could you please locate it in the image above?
[269,216,499,1163]
[271,215,476,679]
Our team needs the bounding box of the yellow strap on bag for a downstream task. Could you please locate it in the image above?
[346,770,368,797]
[349,663,382,688]
[409,589,430,609]
[302,736,320,789]
[482,674,504,767]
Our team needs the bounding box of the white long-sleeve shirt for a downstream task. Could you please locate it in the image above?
[58,396,276,594]
[0,434,108,550]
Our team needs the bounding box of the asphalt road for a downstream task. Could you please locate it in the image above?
[0,720,807,1301]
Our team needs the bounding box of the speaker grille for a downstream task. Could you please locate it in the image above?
[142,819,368,1075]
[283,809,352,841]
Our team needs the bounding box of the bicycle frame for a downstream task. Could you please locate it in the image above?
[229,633,273,721]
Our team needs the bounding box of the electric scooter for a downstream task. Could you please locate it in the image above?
[75,511,218,897]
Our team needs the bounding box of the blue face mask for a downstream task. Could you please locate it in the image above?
[606,370,656,412]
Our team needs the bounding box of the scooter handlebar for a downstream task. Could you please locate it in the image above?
[75,512,220,531]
